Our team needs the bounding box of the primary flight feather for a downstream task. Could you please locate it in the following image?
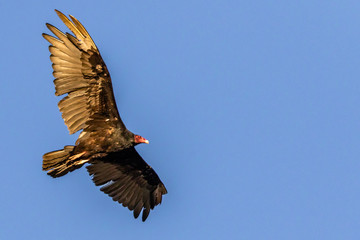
[42,10,167,221]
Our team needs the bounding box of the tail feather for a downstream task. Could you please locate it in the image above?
[43,146,85,178]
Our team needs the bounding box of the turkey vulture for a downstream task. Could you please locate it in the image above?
[42,10,167,221]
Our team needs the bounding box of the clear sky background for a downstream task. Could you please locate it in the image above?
[1,1,360,239]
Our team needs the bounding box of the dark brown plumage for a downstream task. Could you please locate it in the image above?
[42,10,167,221]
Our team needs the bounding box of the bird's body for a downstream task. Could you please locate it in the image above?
[42,10,167,221]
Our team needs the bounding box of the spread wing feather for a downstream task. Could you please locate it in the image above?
[43,10,125,134]
[86,148,168,221]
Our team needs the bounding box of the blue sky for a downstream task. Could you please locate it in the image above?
[1,1,360,239]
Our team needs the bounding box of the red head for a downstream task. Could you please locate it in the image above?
[134,135,149,145]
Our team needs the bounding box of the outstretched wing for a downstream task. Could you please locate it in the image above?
[86,148,167,221]
[43,10,125,134]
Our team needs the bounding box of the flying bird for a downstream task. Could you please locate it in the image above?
[42,10,167,221]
